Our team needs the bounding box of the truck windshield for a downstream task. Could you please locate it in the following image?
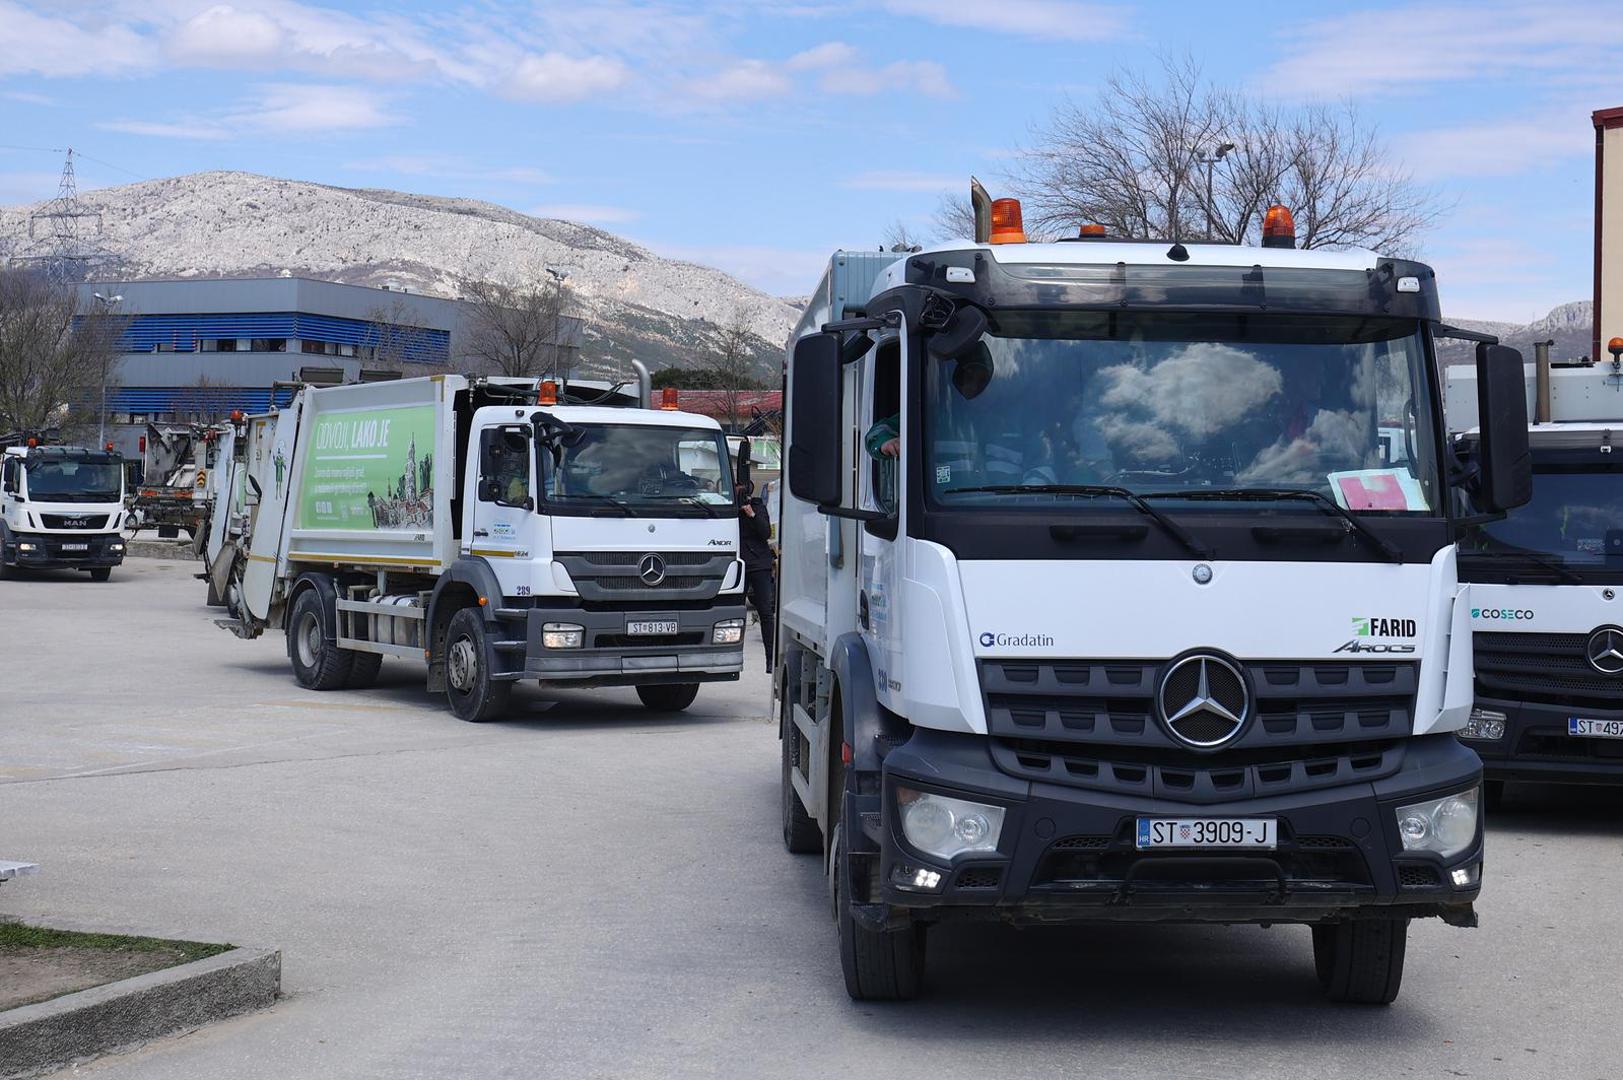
[1462,466,1623,567]
[542,424,736,510]
[924,312,1440,514]
[25,462,123,503]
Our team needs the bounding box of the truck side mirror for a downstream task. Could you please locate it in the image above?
[734,437,752,490]
[1474,342,1533,513]
[788,333,843,506]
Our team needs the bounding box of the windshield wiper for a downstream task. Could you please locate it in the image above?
[672,496,718,518]
[1462,545,1584,585]
[1146,488,1403,563]
[944,483,1214,560]
[557,493,640,517]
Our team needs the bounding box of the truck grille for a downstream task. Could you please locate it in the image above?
[40,513,112,530]
[1474,631,1623,710]
[554,551,732,603]
[979,658,1416,750]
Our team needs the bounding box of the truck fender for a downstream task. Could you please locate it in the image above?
[285,571,339,647]
[425,558,506,692]
[827,632,908,778]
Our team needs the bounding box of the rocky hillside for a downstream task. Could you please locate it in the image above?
[1435,301,1593,366]
[0,171,799,377]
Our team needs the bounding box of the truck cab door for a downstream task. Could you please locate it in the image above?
[859,333,907,712]
[467,424,540,599]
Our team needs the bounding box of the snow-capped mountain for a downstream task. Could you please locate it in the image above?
[0,171,801,376]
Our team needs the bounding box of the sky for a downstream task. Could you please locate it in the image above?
[1,0,1621,322]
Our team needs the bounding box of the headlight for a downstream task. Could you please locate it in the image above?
[1460,707,1506,741]
[17,542,37,552]
[110,543,124,552]
[896,786,1005,861]
[1395,787,1479,858]
[541,622,584,649]
[711,618,745,644]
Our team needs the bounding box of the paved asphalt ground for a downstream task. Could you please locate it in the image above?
[2,559,1620,1080]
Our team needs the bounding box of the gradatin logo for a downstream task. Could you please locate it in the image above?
[978,631,1054,648]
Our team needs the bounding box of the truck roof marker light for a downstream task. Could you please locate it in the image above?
[104,442,114,451]
[988,198,1027,245]
[230,410,244,422]
[1609,337,1623,359]
[660,387,680,411]
[26,438,37,448]
[538,380,559,406]
[1079,223,1107,238]
[1261,204,1296,248]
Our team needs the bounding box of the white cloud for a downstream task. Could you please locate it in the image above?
[787,42,860,70]
[529,203,640,224]
[686,60,793,103]
[843,171,961,192]
[881,0,1132,41]
[503,52,631,103]
[1262,3,1623,98]
[1393,110,1596,180]
[0,1,146,77]
[820,59,953,98]
[2,89,59,106]
[101,83,400,140]
[166,5,287,64]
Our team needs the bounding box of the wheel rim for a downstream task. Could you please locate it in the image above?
[297,611,322,668]
[447,634,478,693]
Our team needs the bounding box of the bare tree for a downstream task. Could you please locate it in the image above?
[364,297,432,375]
[931,193,977,242]
[881,220,925,252]
[698,309,762,430]
[459,271,576,379]
[0,266,126,434]
[1013,57,1441,253]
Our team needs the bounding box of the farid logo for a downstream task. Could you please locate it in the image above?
[978,631,1055,648]
[1352,616,1417,638]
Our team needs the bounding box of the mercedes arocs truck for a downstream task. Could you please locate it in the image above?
[1,434,128,580]
[1449,341,1623,797]
[215,373,749,720]
[776,192,1533,1004]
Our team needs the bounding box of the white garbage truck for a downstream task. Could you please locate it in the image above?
[1448,340,1623,798]
[215,372,749,720]
[1,433,129,580]
[775,191,1535,1003]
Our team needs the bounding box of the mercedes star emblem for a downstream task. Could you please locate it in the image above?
[638,553,667,587]
[1585,627,1623,676]
[1158,653,1249,748]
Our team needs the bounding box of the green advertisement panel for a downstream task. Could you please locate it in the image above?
[297,405,437,531]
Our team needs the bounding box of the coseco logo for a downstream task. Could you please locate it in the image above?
[1471,608,1535,621]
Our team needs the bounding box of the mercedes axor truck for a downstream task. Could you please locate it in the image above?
[1448,341,1623,799]
[0,434,129,580]
[216,372,749,721]
[776,188,1534,1003]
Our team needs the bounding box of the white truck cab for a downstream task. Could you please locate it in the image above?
[0,438,128,581]
[776,194,1535,1004]
[1448,347,1623,794]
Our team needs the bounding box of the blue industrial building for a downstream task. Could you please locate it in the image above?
[76,276,463,455]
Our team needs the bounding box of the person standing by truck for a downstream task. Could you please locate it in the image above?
[738,479,776,672]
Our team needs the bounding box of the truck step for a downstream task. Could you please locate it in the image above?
[213,617,263,641]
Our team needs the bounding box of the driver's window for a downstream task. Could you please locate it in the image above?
[866,338,901,514]
[479,428,532,508]
[1,459,13,493]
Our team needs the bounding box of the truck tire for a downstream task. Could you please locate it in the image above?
[781,698,821,854]
[635,683,699,711]
[1312,918,1408,1004]
[836,835,925,1000]
[287,588,354,691]
[445,607,511,722]
[346,651,384,690]
[88,567,112,582]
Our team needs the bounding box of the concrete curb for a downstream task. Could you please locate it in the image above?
[125,539,199,562]
[0,946,280,1079]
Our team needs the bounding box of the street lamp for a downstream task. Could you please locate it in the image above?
[92,292,123,445]
[1191,142,1236,241]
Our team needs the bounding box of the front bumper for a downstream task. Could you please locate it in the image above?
[1465,695,1623,785]
[855,729,1482,927]
[4,532,125,569]
[514,602,747,686]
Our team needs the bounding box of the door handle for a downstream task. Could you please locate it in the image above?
[859,591,870,631]
[472,529,489,538]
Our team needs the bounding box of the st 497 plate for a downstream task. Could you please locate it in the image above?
[626,619,678,636]
[1136,818,1278,850]
[1569,717,1623,739]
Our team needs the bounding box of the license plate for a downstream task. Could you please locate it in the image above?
[60,543,88,551]
[626,619,678,636]
[1136,818,1278,850]
[1569,718,1623,739]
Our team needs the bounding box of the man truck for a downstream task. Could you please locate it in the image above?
[775,191,1533,1003]
[216,372,749,720]
[1449,341,1623,798]
[1,433,128,581]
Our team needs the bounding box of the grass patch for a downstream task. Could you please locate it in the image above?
[0,921,231,962]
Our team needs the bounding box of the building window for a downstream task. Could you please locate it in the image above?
[250,338,287,352]
[201,338,238,352]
